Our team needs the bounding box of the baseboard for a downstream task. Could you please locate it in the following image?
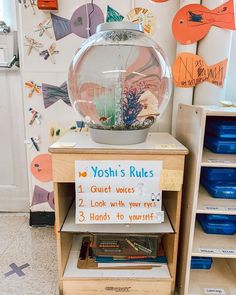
[30,211,55,227]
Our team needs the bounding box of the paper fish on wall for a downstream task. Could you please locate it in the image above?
[106,5,124,22]
[173,52,228,88]
[31,154,52,182]
[42,81,71,108]
[51,3,104,40]
[31,185,54,210]
[172,0,236,44]
[127,7,156,35]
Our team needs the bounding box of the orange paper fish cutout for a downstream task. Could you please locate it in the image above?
[173,53,228,88]
[172,0,236,44]
[79,171,87,177]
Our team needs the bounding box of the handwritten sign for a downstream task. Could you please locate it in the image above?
[75,160,163,224]
[173,53,227,88]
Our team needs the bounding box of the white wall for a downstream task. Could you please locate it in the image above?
[225,31,236,101]
[17,0,180,213]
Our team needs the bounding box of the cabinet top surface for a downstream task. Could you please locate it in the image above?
[180,104,236,116]
[49,131,188,155]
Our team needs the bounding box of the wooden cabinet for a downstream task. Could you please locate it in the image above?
[49,132,188,295]
[176,104,236,295]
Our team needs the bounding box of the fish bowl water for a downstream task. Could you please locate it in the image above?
[68,22,172,144]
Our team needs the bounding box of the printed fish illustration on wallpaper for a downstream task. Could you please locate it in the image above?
[106,5,124,22]
[172,0,236,44]
[42,81,71,108]
[51,3,104,40]
[173,52,228,88]
[32,185,54,210]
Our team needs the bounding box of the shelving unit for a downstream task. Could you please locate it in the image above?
[49,131,188,295]
[197,186,236,215]
[189,259,236,295]
[192,221,236,258]
[176,104,236,295]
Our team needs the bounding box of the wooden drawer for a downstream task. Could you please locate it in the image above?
[63,279,172,295]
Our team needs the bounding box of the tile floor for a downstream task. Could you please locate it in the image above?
[0,214,179,295]
[0,213,58,295]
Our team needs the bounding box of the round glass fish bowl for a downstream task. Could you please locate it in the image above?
[68,22,172,145]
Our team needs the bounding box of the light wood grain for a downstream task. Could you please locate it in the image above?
[192,221,236,258]
[189,258,236,295]
[197,186,236,215]
[63,279,172,295]
[62,202,174,234]
[52,153,185,184]
[56,232,73,294]
[162,233,178,294]
[51,132,187,295]
[175,104,206,295]
[54,183,74,230]
[163,191,182,232]
[176,104,236,295]
[202,148,236,168]
[49,132,188,156]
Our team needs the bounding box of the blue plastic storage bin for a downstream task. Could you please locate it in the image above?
[206,117,236,140]
[200,177,236,199]
[201,167,236,181]
[204,136,236,154]
[197,214,236,235]
[204,214,236,222]
[191,257,213,269]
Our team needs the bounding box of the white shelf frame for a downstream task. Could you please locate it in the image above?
[61,202,174,234]
[63,235,171,279]
[189,258,236,295]
[192,221,236,258]
[197,186,236,215]
[176,104,236,295]
[202,148,236,168]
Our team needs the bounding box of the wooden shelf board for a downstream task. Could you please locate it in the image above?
[63,235,171,279]
[61,203,174,234]
[49,131,188,155]
[189,258,236,295]
[192,221,236,258]
[202,148,236,168]
[197,186,236,215]
[203,105,236,116]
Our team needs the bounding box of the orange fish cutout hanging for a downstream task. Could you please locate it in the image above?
[173,53,228,88]
[172,0,236,44]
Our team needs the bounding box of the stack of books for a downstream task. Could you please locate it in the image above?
[77,234,166,270]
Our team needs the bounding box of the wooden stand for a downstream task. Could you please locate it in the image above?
[176,104,236,295]
[49,132,188,295]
